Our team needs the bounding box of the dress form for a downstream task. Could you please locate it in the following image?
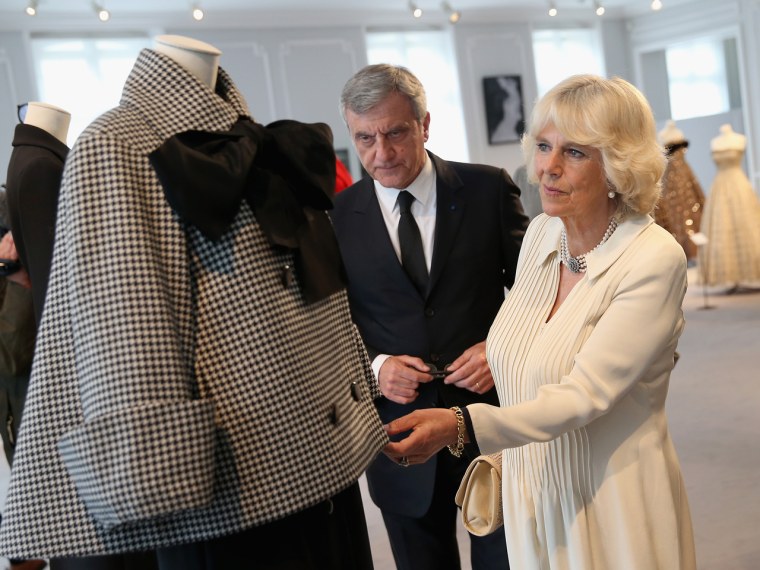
[153,35,221,90]
[658,119,685,146]
[698,123,760,288]
[23,102,71,145]
[655,120,705,260]
[710,123,745,152]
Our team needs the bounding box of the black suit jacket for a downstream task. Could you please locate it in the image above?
[5,123,69,323]
[331,152,528,516]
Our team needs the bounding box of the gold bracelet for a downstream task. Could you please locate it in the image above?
[447,406,465,458]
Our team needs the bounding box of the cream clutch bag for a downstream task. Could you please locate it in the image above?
[454,451,504,536]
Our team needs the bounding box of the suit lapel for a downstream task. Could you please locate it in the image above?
[428,153,465,295]
[352,177,409,276]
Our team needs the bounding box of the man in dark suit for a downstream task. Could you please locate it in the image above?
[331,64,529,570]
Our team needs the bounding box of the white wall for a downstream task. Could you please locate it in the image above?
[628,0,760,193]
[2,1,760,197]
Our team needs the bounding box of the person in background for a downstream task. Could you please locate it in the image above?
[334,155,354,194]
[331,63,528,570]
[0,189,44,570]
[383,74,697,569]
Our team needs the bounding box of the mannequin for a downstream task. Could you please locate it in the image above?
[0,34,386,570]
[655,119,705,260]
[710,123,746,152]
[153,34,221,90]
[23,102,71,146]
[698,123,760,288]
[4,102,72,323]
[658,119,684,147]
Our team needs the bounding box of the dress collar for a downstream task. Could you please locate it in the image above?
[120,48,249,144]
[536,214,653,280]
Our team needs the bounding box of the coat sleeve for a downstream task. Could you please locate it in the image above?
[12,154,63,320]
[0,280,35,377]
[470,230,687,452]
[55,133,217,529]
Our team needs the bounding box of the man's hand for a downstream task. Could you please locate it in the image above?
[443,341,494,394]
[378,355,434,404]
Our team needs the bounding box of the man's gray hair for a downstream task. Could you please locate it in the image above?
[340,64,427,123]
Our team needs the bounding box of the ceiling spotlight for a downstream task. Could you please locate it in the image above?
[651,0,663,9]
[94,3,110,21]
[548,1,557,17]
[442,1,461,24]
[594,1,605,16]
[409,1,423,18]
[25,0,37,16]
[192,5,204,21]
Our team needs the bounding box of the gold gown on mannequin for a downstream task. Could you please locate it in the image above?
[698,146,760,287]
[655,141,705,260]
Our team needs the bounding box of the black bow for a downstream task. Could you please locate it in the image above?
[664,140,689,156]
[149,118,345,304]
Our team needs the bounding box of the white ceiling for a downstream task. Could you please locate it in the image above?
[1,0,698,22]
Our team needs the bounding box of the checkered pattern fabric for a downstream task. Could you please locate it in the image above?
[0,49,386,559]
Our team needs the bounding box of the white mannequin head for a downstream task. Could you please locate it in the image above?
[153,35,222,90]
[711,123,746,152]
[658,119,685,146]
[23,102,71,145]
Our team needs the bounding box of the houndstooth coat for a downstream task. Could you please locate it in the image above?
[0,48,386,559]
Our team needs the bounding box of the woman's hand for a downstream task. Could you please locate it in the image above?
[383,408,462,466]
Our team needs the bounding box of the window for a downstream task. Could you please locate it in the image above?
[30,36,149,146]
[666,38,730,121]
[366,29,468,162]
[532,29,605,98]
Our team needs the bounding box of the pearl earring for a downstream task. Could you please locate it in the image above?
[608,190,616,199]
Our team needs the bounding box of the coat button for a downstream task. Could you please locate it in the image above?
[424,307,435,317]
[329,404,339,425]
[282,265,294,288]
[350,382,361,401]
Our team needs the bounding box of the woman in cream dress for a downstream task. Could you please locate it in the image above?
[383,75,696,569]
[698,124,760,288]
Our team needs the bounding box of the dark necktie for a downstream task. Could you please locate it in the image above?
[397,190,428,294]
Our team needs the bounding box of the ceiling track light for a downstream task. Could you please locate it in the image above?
[441,1,461,24]
[192,4,204,21]
[548,1,557,17]
[93,2,110,21]
[25,0,37,16]
[651,0,663,10]
[594,0,605,16]
[409,1,423,18]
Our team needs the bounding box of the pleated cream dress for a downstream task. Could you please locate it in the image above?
[469,214,696,570]
[698,148,760,286]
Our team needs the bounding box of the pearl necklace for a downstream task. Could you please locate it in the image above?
[560,218,618,273]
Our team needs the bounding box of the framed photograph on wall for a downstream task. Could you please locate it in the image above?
[482,75,525,145]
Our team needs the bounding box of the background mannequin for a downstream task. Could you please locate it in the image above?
[23,102,70,146]
[153,34,221,90]
[698,123,760,289]
[5,102,71,322]
[710,123,746,152]
[655,119,705,260]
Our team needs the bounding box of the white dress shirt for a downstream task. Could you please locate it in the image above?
[371,154,437,380]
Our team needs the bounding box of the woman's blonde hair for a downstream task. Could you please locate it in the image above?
[522,74,665,219]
